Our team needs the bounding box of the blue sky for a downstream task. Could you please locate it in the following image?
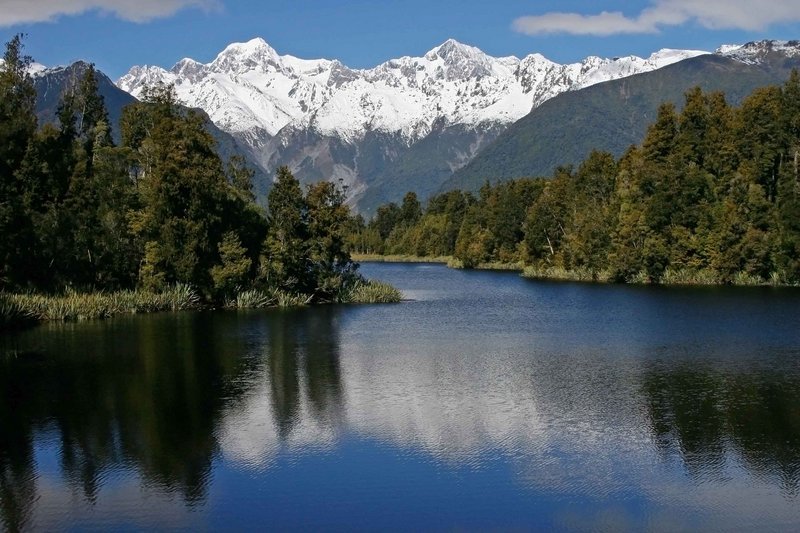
[1,0,799,79]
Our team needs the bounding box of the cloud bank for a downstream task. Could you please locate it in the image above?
[513,0,800,36]
[0,0,220,26]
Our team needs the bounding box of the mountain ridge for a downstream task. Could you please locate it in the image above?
[117,37,708,212]
[118,37,706,143]
[445,40,800,192]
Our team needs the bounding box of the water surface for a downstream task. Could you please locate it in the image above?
[2,263,800,530]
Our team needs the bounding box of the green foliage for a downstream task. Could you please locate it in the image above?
[358,76,800,285]
[0,34,38,289]
[305,180,359,300]
[342,279,402,304]
[261,165,310,293]
[4,284,200,322]
[0,38,397,312]
[211,231,252,295]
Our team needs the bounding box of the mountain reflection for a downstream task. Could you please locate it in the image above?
[2,305,800,529]
[220,308,345,467]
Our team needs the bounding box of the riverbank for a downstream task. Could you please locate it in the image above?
[523,265,799,286]
[1,285,202,330]
[0,280,401,331]
[352,254,450,264]
[354,254,799,287]
[353,254,524,272]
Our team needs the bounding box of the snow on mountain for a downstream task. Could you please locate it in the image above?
[716,40,800,65]
[0,59,49,76]
[116,38,723,212]
[118,37,708,148]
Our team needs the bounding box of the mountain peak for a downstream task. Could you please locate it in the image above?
[211,37,282,73]
[422,38,494,80]
[717,40,800,64]
[426,38,486,62]
[172,57,205,81]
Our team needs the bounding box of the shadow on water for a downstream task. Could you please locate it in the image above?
[643,359,800,495]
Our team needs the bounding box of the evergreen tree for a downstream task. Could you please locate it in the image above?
[399,191,422,226]
[227,154,256,203]
[306,180,358,299]
[127,84,231,294]
[261,166,309,293]
[0,34,37,288]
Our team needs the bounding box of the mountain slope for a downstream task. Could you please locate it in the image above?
[118,38,705,212]
[33,61,136,141]
[445,41,800,191]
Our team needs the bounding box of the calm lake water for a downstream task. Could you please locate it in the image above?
[2,263,800,531]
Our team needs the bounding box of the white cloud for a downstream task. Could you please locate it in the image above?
[513,0,800,36]
[0,0,220,26]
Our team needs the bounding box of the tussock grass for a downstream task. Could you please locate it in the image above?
[731,271,764,286]
[341,280,402,304]
[3,284,201,323]
[446,258,465,269]
[522,265,612,283]
[352,253,451,264]
[627,271,651,284]
[0,294,37,331]
[227,289,273,309]
[658,268,719,285]
[475,261,524,271]
[522,265,800,287]
[274,290,312,307]
[226,288,312,309]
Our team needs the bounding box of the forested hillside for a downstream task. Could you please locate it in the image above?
[352,74,800,285]
[446,46,800,192]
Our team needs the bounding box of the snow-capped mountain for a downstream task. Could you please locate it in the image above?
[716,39,800,64]
[118,38,707,211]
[119,37,704,143]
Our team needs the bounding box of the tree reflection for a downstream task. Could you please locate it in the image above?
[643,361,800,495]
[0,312,256,530]
[267,307,344,438]
[0,353,39,532]
[0,307,347,530]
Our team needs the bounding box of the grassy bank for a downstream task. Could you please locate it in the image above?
[474,261,524,271]
[352,253,450,264]
[355,253,797,287]
[355,254,523,272]
[1,284,201,327]
[224,279,402,309]
[0,278,402,331]
[522,266,613,283]
[522,265,799,286]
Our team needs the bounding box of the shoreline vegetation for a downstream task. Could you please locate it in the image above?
[356,254,798,286]
[348,77,800,289]
[1,279,401,330]
[0,35,399,333]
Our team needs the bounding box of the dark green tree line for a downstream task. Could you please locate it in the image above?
[356,74,800,284]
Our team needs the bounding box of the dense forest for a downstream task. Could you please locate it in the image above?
[350,73,800,285]
[0,35,397,327]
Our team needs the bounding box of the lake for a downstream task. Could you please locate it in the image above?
[2,262,800,531]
